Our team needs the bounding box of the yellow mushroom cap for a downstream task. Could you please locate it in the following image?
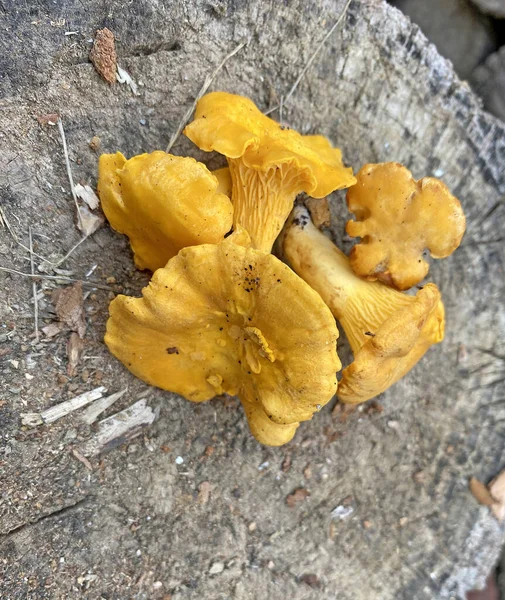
[97,151,233,272]
[346,163,466,290]
[282,204,445,405]
[105,231,340,445]
[184,91,355,252]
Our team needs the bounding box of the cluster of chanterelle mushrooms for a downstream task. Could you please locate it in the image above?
[97,91,466,446]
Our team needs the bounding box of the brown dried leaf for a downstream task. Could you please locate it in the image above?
[198,481,211,505]
[306,197,330,229]
[67,332,85,376]
[469,477,495,507]
[89,28,117,84]
[286,487,310,507]
[52,282,86,338]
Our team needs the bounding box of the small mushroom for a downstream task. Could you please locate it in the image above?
[184,91,356,252]
[105,229,340,445]
[346,163,466,290]
[97,151,233,271]
[282,205,445,405]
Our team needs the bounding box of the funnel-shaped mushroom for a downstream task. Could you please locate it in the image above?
[346,163,466,290]
[184,91,356,253]
[97,151,233,272]
[105,230,340,445]
[282,205,445,404]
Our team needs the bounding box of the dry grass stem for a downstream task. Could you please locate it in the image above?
[166,40,247,152]
[28,226,39,342]
[265,0,353,116]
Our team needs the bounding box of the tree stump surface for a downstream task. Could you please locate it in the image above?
[1,1,505,598]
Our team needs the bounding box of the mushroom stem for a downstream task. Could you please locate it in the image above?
[283,206,413,354]
[228,158,304,253]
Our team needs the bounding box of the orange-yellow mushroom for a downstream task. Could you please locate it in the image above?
[105,230,340,445]
[97,151,233,271]
[346,163,466,290]
[282,205,445,405]
[184,91,356,253]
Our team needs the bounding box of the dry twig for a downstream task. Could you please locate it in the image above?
[28,226,39,342]
[0,266,112,291]
[265,0,353,116]
[57,118,84,230]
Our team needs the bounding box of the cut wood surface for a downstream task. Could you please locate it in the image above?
[1,1,505,598]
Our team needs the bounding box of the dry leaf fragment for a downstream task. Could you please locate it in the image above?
[77,204,104,236]
[67,332,85,376]
[286,488,310,507]
[469,477,495,507]
[74,183,100,210]
[198,481,211,505]
[52,281,86,338]
[42,322,63,338]
[89,28,117,84]
[305,197,330,229]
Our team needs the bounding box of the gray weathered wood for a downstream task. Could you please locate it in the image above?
[1,1,505,599]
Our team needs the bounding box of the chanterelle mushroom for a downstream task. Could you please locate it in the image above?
[183,91,356,253]
[282,205,445,404]
[346,162,466,290]
[105,229,340,445]
[97,151,233,272]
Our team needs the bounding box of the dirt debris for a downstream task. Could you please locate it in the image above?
[286,487,310,507]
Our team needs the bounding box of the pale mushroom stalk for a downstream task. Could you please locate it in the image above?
[228,159,309,253]
[283,205,445,404]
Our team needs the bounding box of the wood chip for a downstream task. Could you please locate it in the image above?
[78,399,157,457]
[42,386,107,423]
[80,388,127,425]
[198,481,211,505]
[52,282,86,338]
[21,386,107,426]
[286,487,310,507]
[67,332,85,376]
[89,28,117,84]
[305,197,330,228]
